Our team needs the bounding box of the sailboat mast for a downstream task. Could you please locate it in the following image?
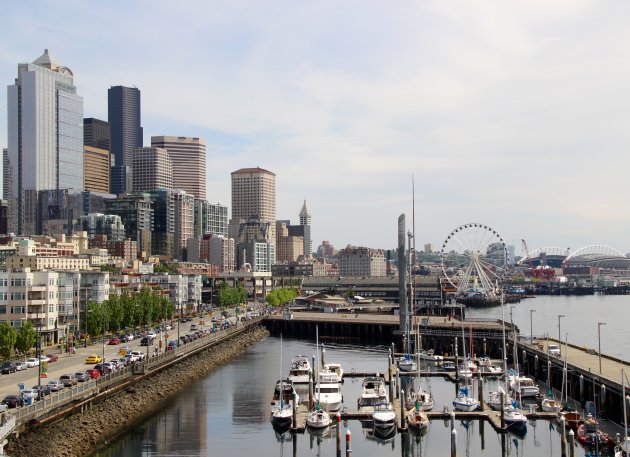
[623,369,628,448]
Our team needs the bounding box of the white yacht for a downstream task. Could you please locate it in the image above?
[510,376,540,398]
[323,362,344,383]
[487,386,511,411]
[315,371,343,412]
[270,379,300,414]
[503,405,528,432]
[541,397,563,413]
[397,355,417,372]
[417,349,443,363]
[372,401,397,430]
[453,386,480,412]
[357,376,388,413]
[288,355,311,384]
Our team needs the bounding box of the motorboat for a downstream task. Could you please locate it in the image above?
[417,349,443,363]
[314,371,342,412]
[577,414,615,447]
[510,376,540,398]
[306,403,332,429]
[504,405,528,432]
[453,386,479,412]
[541,397,563,413]
[372,401,396,429]
[458,365,473,380]
[480,364,503,376]
[357,376,388,413]
[477,356,492,367]
[558,410,584,430]
[288,355,311,384]
[442,361,456,371]
[270,378,300,414]
[397,355,417,372]
[323,362,344,383]
[405,385,433,411]
[406,407,429,431]
[487,386,511,411]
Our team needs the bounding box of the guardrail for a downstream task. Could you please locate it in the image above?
[0,414,16,442]
[8,318,264,427]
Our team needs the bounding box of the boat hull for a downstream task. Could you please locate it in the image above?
[453,397,479,412]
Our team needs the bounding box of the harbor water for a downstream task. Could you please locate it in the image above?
[92,295,626,456]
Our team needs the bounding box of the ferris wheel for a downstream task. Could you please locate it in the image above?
[440,223,508,297]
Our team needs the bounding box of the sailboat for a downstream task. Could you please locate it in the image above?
[271,335,297,428]
[398,230,417,373]
[504,302,528,433]
[306,327,332,429]
[488,291,512,412]
[453,316,479,412]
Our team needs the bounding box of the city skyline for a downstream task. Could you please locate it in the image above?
[2,2,630,254]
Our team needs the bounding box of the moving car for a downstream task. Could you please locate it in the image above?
[86,368,101,379]
[85,354,103,364]
[108,337,121,345]
[548,344,561,357]
[15,361,27,371]
[46,353,59,362]
[74,372,89,382]
[25,358,40,368]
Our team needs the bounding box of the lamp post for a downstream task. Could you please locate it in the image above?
[102,314,106,366]
[530,310,536,343]
[557,314,565,342]
[598,322,606,374]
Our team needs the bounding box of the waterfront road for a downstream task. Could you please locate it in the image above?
[0,314,241,402]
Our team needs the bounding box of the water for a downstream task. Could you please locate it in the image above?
[467,295,630,359]
[94,337,577,457]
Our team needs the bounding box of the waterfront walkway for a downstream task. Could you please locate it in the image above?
[520,337,629,386]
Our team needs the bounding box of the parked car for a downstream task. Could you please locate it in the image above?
[146,331,157,339]
[47,380,65,391]
[25,358,40,368]
[86,368,101,379]
[130,351,145,361]
[190,324,198,331]
[108,337,121,345]
[74,372,89,382]
[59,374,77,387]
[46,353,59,362]
[93,364,111,375]
[2,394,22,408]
[0,362,17,374]
[548,344,561,357]
[85,354,103,364]
[15,361,27,371]
[167,340,178,350]
[32,385,51,397]
[164,324,172,331]
[20,388,38,402]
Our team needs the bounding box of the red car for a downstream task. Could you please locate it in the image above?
[108,337,121,345]
[46,353,59,362]
[86,368,101,378]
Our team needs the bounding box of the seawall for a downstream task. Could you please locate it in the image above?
[6,326,269,457]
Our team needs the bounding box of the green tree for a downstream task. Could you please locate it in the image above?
[0,322,17,361]
[15,320,36,357]
[106,293,125,332]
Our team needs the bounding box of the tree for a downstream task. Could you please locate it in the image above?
[15,320,36,357]
[0,323,17,361]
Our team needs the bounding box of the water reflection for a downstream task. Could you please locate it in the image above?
[94,337,574,457]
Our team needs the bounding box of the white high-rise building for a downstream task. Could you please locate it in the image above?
[7,49,84,234]
[151,136,206,199]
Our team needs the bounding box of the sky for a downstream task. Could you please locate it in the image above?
[1,0,630,256]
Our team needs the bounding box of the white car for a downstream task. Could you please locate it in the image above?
[15,362,27,371]
[25,358,40,368]
[20,388,38,402]
[548,344,561,357]
[130,351,146,361]
[39,355,50,363]
[165,324,172,331]
[147,331,157,339]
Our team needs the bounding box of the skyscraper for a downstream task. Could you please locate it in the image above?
[108,86,142,194]
[299,200,312,257]
[83,118,111,194]
[131,147,173,192]
[151,136,206,199]
[7,49,84,234]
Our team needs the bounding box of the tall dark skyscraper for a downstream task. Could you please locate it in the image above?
[108,86,142,194]
[83,118,110,150]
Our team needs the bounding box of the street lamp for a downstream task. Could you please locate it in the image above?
[557,315,565,342]
[598,322,606,374]
[530,310,536,343]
